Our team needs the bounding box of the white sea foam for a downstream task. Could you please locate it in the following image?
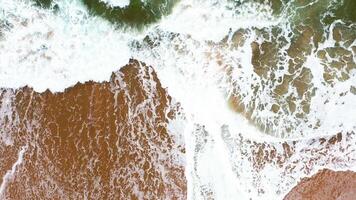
[0,90,19,146]
[0,0,133,92]
[0,0,355,199]
[159,0,278,42]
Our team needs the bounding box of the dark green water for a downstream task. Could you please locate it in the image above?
[33,0,178,30]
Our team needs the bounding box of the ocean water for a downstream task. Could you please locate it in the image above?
[0,0,355,199]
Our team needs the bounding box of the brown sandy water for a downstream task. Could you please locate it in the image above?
[0,60,186,199]
[284,169,356,200]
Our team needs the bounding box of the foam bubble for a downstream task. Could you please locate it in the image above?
[99,0,130,8]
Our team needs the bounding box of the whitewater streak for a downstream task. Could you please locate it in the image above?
[0,146,27,198]
[0,0,355,199]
